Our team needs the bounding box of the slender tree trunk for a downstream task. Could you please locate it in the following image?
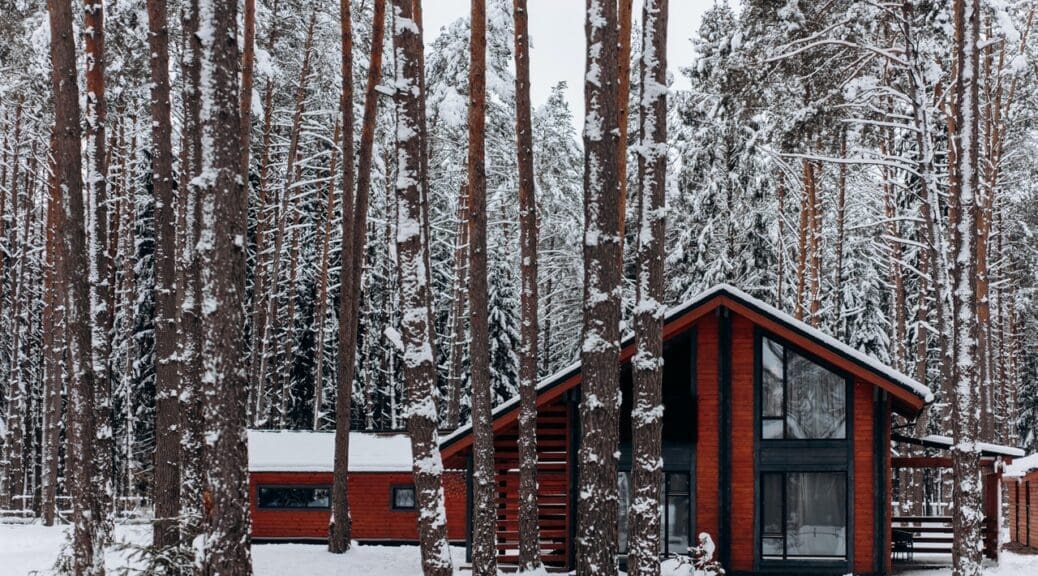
[948,1,983,574]
[627,1,667,574]
[83,0,114,543]
[513,0,541,570]
[48,0,101,572]
[240,0,256,181]
[391,3,454,574]
[42,143,64,527]
[616,0,633,243]
[194,0,252,573]
[146,0,182,554]
[833,132,846,336]
[466,1,497,573]
[577,1,622,574]
[794,160,810,320]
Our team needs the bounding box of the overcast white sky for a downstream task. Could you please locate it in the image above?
[423,1,719,126]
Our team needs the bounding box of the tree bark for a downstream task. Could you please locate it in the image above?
[512,0,542,570]
[42,142,64,526]
[48,0,102,571]
[312,120,341,431]
[577,1,623,574]
[444,185,468,430]
[146,0,182,554]
[616,0,633,243]
[467,1,497,574]
[627,1,667,574]
[194,0,252,573]
[391,2,454,574]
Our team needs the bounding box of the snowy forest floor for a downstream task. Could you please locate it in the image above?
[1,524,1037,576]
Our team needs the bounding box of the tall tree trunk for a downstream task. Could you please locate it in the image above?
[194,0,252,573]
[616,0,633,243]
[147,0,182,554]
[444,185,468,430]
[833,132,846,337]
[627,1,667,574]
[240,0,256,181]
[512,0,541,570]
[391,2,454,574]
[948,0,983,574]
[47,0,101,572]
[577,1,622,574]
[42,148,64,526]
[466,1,497,574]
[83,0,113,542]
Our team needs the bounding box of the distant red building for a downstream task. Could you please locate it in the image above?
[1006,454,1038,550]
[248,430,466,543]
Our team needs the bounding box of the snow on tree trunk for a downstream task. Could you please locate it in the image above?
[466,2,498,574]
[146,0,182,554]
[577,1,623,575]
[512,0,542,572]
[949,0,984,574]
[391,2,454,574]
[627,1,667,575]
[47,0,102,571]
[193,0,253,573]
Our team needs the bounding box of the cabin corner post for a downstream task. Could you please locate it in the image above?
[717,305,732,570]
[874,388,889,575]
[465,452,473,563]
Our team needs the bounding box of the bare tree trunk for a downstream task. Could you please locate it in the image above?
[391,3,454,574]
[794,160,810,320]
[177,0,207,548]
[146,0,182,554]
[466,1,497,574]
[240,0,256,181]
[832,132,846,336]
[47,0,101,571]
[4,141,27,514]
[948,1,983,574]
[42,142,64,526]
[807,161,822,326]
[616,0,633,243]
[194,0,252,573]
[512,0,541,570]
[83,0,114,542]
[627,1,667,574]
[577,1,622,574]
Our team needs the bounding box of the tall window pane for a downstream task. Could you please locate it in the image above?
[762,473,784,557]
[762,338,784,417]
[786,473,846,557]
[786,351,846,439]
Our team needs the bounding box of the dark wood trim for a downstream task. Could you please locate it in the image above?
[874,389,888,574]
[465,452,473,563]
[567,388,580,571]
[389,484,417,511]
[689,329,698,539]
[718,306,732,569]
[254,484,332,511]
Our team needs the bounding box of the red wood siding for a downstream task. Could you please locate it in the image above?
[729,313,755,572]
[1006,472,1038,549]
[249,470,466,541]
[695,316,720,541]
[853,379,876,573]
[493,396,572,567]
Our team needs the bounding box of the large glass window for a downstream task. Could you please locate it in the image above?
[618,472,691,555]
[257,486,331,509]
[760,337,847,439]
[760,472,847,559]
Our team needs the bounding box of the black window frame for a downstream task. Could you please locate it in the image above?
[391,484,417,511]
[758,471,849,561]
[759,335,849,441]
[616,471,692,557]
[256,484,332,511]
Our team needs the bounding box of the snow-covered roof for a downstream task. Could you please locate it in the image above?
[248,430,413,473]
[440,284,934,454]
[1005,453,1038,477]
[892,433,1026,458]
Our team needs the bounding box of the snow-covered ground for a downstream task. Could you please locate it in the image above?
[1,523,1036,576]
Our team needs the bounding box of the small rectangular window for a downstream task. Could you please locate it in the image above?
[392,485,417,510]
[257,486,331,509]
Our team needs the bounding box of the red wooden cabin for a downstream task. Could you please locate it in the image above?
[1006,454,1038,551]
[248,430,467,543]
[440,284,936,575]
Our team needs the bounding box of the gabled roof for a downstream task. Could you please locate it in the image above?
[248,430,413,473]
[440,284,934,460]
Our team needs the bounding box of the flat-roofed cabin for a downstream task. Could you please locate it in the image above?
[248,430,467,543]
[439,284,935,575]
